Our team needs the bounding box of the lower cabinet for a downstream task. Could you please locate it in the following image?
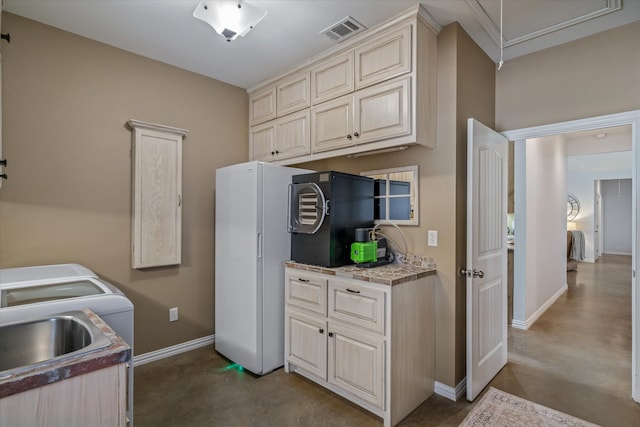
[284,267,435,427]
[0,364,128,427]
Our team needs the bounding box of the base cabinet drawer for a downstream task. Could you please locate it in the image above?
[285,271,327,314]
[328,280,385,334]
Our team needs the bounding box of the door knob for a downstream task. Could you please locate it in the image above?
[459,268,484,278]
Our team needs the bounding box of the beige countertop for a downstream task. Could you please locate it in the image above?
[0,308,131,399]
[285,261,436,286]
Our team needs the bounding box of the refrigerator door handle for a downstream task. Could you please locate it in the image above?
[257,232,262,258]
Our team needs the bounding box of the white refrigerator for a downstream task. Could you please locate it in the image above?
[214,161,309,375]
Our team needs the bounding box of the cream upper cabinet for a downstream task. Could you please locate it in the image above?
[277,71,311,116]
[276,109,311,160]
[249,85,277,126]
[354,24,411,90]
[311,94,354,153]
[311,52,354,105]
[354,76,411,145]
[250,109,310,162]
[249,120,276,162]
[128,119,187,269]
[247,5,438,165]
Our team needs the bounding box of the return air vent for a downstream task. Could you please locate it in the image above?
[320,16,366,42]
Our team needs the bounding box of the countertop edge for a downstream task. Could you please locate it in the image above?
[285,261,436,285]
[0,308,132,399]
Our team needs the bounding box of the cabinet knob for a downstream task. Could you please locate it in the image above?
[275,150,280,154]
[346,134,352,140]
[328,332,334,337]
[353,132,360,138]
[271,151,275,155]
[319,328,324,334]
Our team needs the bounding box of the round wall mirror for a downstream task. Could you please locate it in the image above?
[567,194,580,221]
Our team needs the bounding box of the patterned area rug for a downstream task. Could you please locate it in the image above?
[460,387,600,426]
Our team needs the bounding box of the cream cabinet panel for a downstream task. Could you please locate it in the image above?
[249,121,276,162]
[128,119,187,269]
[0,364,127,427]
[311,94,354,153]
[250,85,277,126]
[277,71,311,116]
[328,280,386,335]
[311,52,354,105]
[286,270,327,315]
[250,110,310,162]
[286,308,327,380]
[355,24,412,90]
[328,323,385,409]
[355,76,411,145]
[276,110,311,160]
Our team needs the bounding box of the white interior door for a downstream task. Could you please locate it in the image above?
[466,118,508,401]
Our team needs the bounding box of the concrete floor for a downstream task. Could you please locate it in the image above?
[134,255,640,426]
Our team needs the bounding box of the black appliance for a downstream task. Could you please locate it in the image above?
[288,171,374,267]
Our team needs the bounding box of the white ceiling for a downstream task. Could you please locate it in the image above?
[4,0,640,89]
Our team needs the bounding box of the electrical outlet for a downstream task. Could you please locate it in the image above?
[428,230,438,247]
[169,307,179,322]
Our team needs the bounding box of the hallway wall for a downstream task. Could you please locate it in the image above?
[567,152,632,262]
[602,178,633,255]
[513,135,567,328]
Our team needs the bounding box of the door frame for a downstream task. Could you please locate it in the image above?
[502,109,640,402]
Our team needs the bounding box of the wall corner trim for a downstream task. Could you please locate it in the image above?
[511,284,568,331]
[133,335,215,367]
[434,377,467,401]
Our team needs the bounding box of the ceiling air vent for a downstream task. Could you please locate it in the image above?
[320,16,366,42]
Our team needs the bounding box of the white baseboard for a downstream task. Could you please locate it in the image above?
[133,335,215,367]
[603,251,632,256]
[510,285,567,330]
[434,377,466,401]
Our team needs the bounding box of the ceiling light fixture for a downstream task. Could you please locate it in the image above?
[193,0,267,42]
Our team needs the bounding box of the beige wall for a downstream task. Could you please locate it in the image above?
[496,21,640,131]
[295,22,495,389]
[0,14,248,354]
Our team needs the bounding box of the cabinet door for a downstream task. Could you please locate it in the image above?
[286,309,327,380]
[354,24,412,90]
[328,323,385,409]
[130,121,186,269]
[249,121,276,162]
[277,71,311,116]
[311,52,354,105]
[276,110,311,160]
[354,76,411,145]
[311,94,354,153]
[250,85,277,126]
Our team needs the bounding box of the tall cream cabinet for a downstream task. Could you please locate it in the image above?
[284,265,436,427]
[127,119,188,269]
[248,5,438,165]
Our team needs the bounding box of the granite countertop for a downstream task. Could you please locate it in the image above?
[0,308,131,399]
[285,261,436,286]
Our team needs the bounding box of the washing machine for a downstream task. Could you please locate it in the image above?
[0,263,135,424]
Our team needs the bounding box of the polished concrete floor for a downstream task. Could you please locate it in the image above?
[134,255,640,426]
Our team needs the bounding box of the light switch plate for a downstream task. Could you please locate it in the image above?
[428,230,438,247]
